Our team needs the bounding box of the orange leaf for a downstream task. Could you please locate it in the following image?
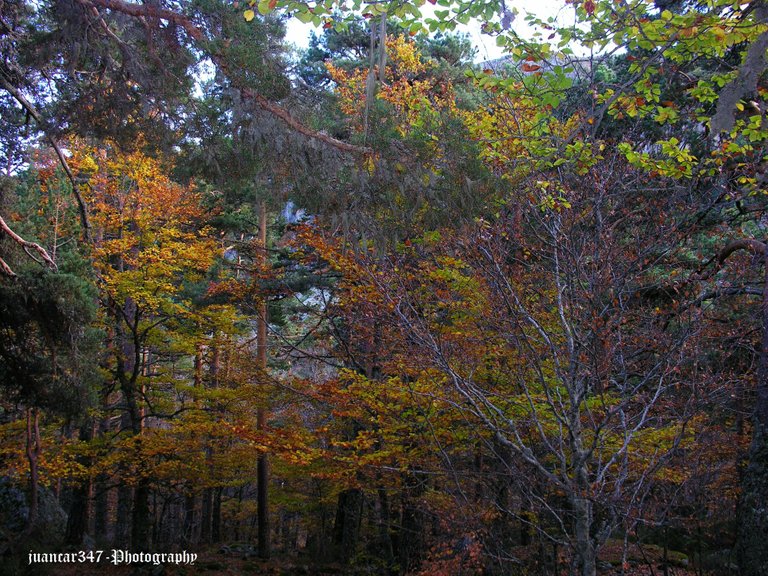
[521,63,542,72]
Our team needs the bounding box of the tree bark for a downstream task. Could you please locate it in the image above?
[115,484,132,547]
[24,407,41,534]
[93,478,108,543]
[572,493,597,576]
[200,488,213,543]
[212,487,222,543]
[333,488,364,564]
[132,480,151,551]
[257,200,271,559]
[735,241,768,575]
[377,487,395,571]
[65,422,93,545]
[183,493,196,544]
[398,497,425,574]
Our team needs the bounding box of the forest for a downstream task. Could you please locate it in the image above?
[1,0,768,575]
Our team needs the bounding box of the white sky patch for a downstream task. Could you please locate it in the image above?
[284,0,575,62]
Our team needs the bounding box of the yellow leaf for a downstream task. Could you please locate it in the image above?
[243,9,255,21]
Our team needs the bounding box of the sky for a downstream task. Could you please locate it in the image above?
[283,0,574,62]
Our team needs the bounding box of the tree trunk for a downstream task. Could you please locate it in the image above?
[132,479,151,551]
[398,496,425,575]
[377,487,395,570]
[24,407,41,534]
[112,298,148,550]
[735,243,768,576]
[93,476,108,543]
[572,494,597,576]
[736,427,768,576]
[212,487,222,543]
[115,485,132,547]
[200,487,213,543]
[65,422,93,545]
[257,199,271,559]
[183,493,196,544]
[333,488,363,564]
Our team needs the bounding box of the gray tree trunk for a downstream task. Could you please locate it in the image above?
[733,243,768,576]
[571,494,597,576]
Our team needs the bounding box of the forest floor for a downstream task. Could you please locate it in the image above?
[46,539,708,576]
[49,552,702,576]
[51,555,339,576]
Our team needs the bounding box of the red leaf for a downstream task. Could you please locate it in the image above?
[521,63,542,72]
[584,0,595,15]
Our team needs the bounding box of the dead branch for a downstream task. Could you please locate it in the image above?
[0,214,57,276]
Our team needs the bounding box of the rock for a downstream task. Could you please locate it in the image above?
[701,549,739,573]
[0,476,67,546]
[34,485,68,544]
[82,532,96,550]
[0,477,29,537]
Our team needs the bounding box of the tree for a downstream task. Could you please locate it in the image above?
[282,3,768,572]
[708,239,768,574]
[77,141,217,550]
[0,270,98,532]
[3,0,768,571]
[294,145,719,574]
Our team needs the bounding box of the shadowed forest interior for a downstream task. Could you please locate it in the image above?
[2,0,768,574]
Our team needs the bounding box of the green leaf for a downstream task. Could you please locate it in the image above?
[294,10,313,23]
[257,0,271,15]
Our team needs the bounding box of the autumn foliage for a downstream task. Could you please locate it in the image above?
[2,1,768,575]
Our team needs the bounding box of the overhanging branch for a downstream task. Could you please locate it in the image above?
[78,0,372,156]
[0,214,57,276]
[0,72,92,240]
[711,3,768,133]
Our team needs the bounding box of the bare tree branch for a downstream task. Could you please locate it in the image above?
[0,72,92,239]
[0,214,57,275]
[718,238,767,264]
